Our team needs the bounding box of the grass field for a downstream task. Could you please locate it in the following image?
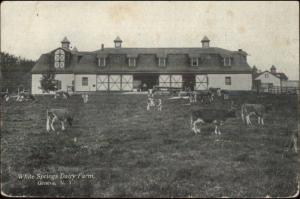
[1,92,299,197]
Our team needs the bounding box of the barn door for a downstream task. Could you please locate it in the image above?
[195,75,208,90]
[171,75,182,88]
[97,75,109,91]
[159,75,171,87]
[109,75,121,91]
[121,75,133,91]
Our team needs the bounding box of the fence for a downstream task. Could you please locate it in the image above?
[258,86,299,95]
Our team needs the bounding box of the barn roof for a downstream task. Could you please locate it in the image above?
[32,46,252,74]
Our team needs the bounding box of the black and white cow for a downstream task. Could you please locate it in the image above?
[190,105,236,135]
[241,103,272,126]
[46,108,73,132]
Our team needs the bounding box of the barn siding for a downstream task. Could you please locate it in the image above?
[31,74,74,94]
[75,74,96,92]
[207,74,252,90]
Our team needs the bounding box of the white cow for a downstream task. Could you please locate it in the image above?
[82,93,89,103]
[46,108,73,132]
[147,97,162,111]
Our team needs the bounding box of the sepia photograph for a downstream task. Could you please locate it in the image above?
[0,1,299,198]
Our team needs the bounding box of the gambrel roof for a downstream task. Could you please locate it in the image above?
[31,46,252,74]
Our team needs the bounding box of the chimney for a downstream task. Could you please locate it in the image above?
[101,44,104,50]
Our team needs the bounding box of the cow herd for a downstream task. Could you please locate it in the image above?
[147,89,274,135]
[1,88,297,153]
[0,89,276,135]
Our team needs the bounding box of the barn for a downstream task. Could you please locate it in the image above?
[31,36,253,94]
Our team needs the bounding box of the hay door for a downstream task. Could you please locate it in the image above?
[109,75,121,91]
[171,75,182,88]
[195,75,208,90]
[121,75,133,91]
[96,75,109,91]
[159,75,171,87]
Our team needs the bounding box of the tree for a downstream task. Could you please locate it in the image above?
[39,69,59,93]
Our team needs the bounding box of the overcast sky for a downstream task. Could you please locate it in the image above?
[1,1,299,80]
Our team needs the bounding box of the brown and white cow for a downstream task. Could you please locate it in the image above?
[241,103,272,126]
[190,105,236,135]
[46,108,73,132]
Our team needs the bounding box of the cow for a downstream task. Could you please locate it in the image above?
[82,93,89,103]
[46,108,73,132]
[1,94,10,102]
[147,97,162,111]
[190,102,236,135]
[16,93,36,102]
[189,91,197,104]
[54,91,70,99]
[241,103,272,126]
[198,91,214,104]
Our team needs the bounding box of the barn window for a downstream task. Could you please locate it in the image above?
[98,58,106,67]
[191,58,198,66]
[128,58,136,67]
[158,58,166,67]
[54,49,65,69]
[265,73,269,78]
[82,77,88,86]
[223,57,231,66]
[225,77,231,85]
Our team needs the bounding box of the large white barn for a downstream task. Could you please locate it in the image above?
[31,36,253,94]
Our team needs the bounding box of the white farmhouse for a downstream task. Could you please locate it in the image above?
[31,36,253,94]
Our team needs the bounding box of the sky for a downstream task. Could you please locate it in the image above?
[1,1,299,80]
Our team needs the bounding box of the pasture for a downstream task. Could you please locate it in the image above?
[1,92,298,197]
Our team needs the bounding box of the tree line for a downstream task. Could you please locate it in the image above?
[0,52,36,92]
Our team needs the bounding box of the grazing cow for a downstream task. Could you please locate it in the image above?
[190,103,236,135]
[54,91,70,99]
[82,93,89,103]
[46,108,73,132]
[147,97,162,111]
[16,93,36,102]
[241,103,272,126]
